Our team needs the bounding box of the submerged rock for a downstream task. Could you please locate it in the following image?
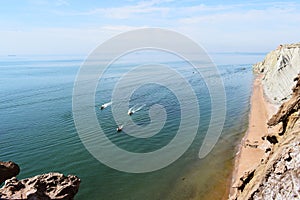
[0,161,20,185]
[0,172,80,200]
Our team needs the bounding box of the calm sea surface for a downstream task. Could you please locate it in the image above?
[0,53,264,199]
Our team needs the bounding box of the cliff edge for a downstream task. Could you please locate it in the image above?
[232,43,300,199]
[253,43,300,104]
[0,161,80,199]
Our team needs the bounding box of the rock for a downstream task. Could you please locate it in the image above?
[268,73,300,127]
[233,137,300,200]
[286,111,300,131]
[233,43,300,199]
[266,135,278,144]
[0,161,20,184]
[251,140,300,199]
[234,169,255,192]
[253,43,300,104]
[265,148,271,153]
[0,172,80,200]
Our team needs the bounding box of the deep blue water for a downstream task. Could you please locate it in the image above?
[0,53,264,199]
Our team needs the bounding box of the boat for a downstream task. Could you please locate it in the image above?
[100,102,112,110]
[116,125,123,132]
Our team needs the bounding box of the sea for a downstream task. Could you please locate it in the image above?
[0,52,265,199]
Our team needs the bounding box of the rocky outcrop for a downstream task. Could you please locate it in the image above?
[0,161,80,199]
[234,133,300,200]
[0,172,80,200]
[251,139,300,199]
[0,161,20,185]
[253,43,300,104]
[268,73,300,127]
[232,43,300,199]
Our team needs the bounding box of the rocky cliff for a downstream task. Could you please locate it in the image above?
[0,161,20,185]
[0,173,80,200]
[233,43,300,199]
[0,161,80,199]
[253,43,300,104]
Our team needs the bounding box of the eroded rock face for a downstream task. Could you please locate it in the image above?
[233,169,255,192]
[231,43,300,200]
[268,73,300,127]
[0,161,20,184]
[0,172,80,200]
[252,140,300,200]
[253,43,300,104]
[234,135,300,200]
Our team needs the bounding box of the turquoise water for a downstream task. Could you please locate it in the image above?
[0,53,262,199]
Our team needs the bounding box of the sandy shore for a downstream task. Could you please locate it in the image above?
[229,75,277,198]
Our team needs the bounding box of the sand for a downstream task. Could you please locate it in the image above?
[229,75,277,198]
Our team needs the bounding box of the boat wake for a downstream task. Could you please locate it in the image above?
[128,104,145,115]
[100,101,112,110]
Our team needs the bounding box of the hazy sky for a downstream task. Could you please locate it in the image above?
[1,0,299,55]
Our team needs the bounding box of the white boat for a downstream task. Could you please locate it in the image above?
[116,125,123,132]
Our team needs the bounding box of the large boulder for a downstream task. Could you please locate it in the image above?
[0,161,20,184]
[0,172,80,200]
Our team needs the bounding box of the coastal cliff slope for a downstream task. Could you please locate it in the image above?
[0,161,80,199]
[232,43,300,199]
[253,43,300,104]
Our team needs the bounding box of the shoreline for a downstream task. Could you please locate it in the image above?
[229,75,276,198]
